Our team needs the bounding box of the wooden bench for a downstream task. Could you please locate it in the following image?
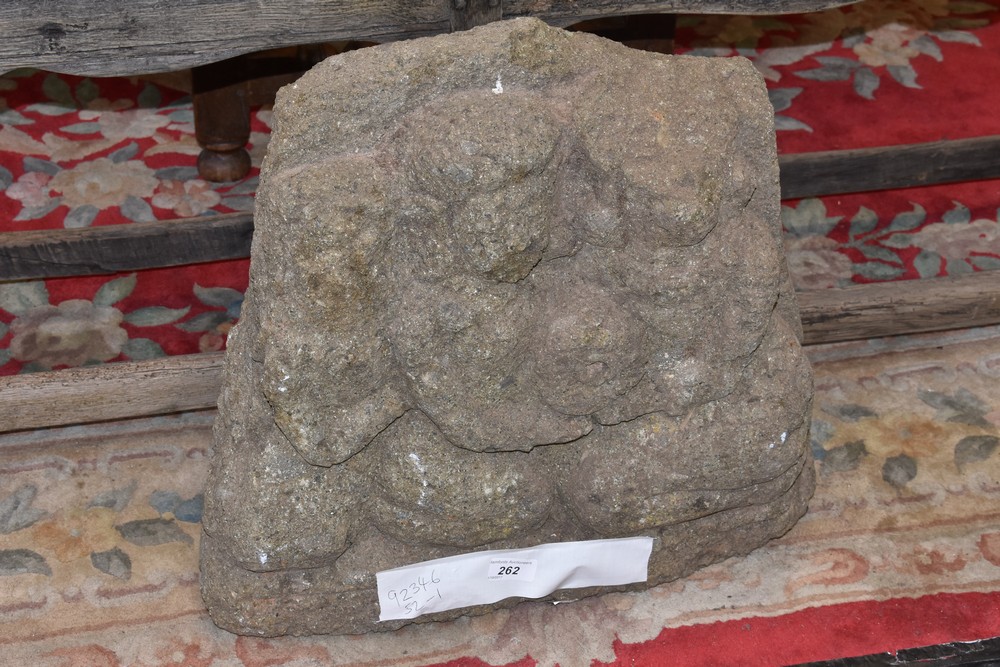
[1,1,857,74]
[1,1,857,181]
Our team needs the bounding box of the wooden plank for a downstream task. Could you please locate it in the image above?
[798,272,1000,345]
[779,136,1000,200]
[505,0,858,24]
[451,0,504,32]
[5,133,1000,281]
[0,213,253,279]
[2,273,998,432]
[0,353,224,433]
[0,0,856,76]
[0,1,445,76]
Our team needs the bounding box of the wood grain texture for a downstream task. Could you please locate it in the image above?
[798,272,1000,345]
[779,136,1000,200]
[0,213,253,279]
[2,273,998,432]
[8,134,1000,280]
[504,0,857,23]
[451,0,504,31]
[0,353,224,433]
[0,0,446,76]
[0,0,857,76]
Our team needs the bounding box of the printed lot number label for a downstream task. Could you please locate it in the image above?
[375,536,653,622]
[488,558,537,582]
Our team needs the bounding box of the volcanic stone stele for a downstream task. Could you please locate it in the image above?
[201,17,815,637]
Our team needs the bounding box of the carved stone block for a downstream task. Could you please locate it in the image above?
[201,17,815,637]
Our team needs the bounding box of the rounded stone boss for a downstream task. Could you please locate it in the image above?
[201,17,815,637]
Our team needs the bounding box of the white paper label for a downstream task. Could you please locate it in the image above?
[487,557,537,582]
[375,536,653,622]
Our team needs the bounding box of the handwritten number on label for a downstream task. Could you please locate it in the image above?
[386,569,442,616]
[496,566,520,576]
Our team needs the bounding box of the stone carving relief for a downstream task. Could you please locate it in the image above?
[201,17,815,637]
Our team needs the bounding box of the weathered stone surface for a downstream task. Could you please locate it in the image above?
[201,17,815,637]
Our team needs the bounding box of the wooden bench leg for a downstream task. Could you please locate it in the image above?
[193,56,253,183]
[187,19,671,185]
[190,47,352,183]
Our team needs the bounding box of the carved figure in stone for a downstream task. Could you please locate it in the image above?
[201,18,815,637]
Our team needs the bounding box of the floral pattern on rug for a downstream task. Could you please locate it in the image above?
[1,329,999,666]
[783,198,1000,288]
[0,70,266,229]
[677,0,997,127]
[0,270,246,373]
[2,0,1000,375]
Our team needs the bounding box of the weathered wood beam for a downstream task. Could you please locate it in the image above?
[798,271,1000,345]
[4,136,1000,280]
[0,213,253,279]
[0,0,857,76]
[0,353,225,433]
[779,135,1000,200]
[451,0,504,32]
[2,273,998,432]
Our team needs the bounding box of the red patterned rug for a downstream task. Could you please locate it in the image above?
[1,0,999,374]
[2,1,1000,665]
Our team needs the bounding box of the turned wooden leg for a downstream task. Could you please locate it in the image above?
[193,56,253,183]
